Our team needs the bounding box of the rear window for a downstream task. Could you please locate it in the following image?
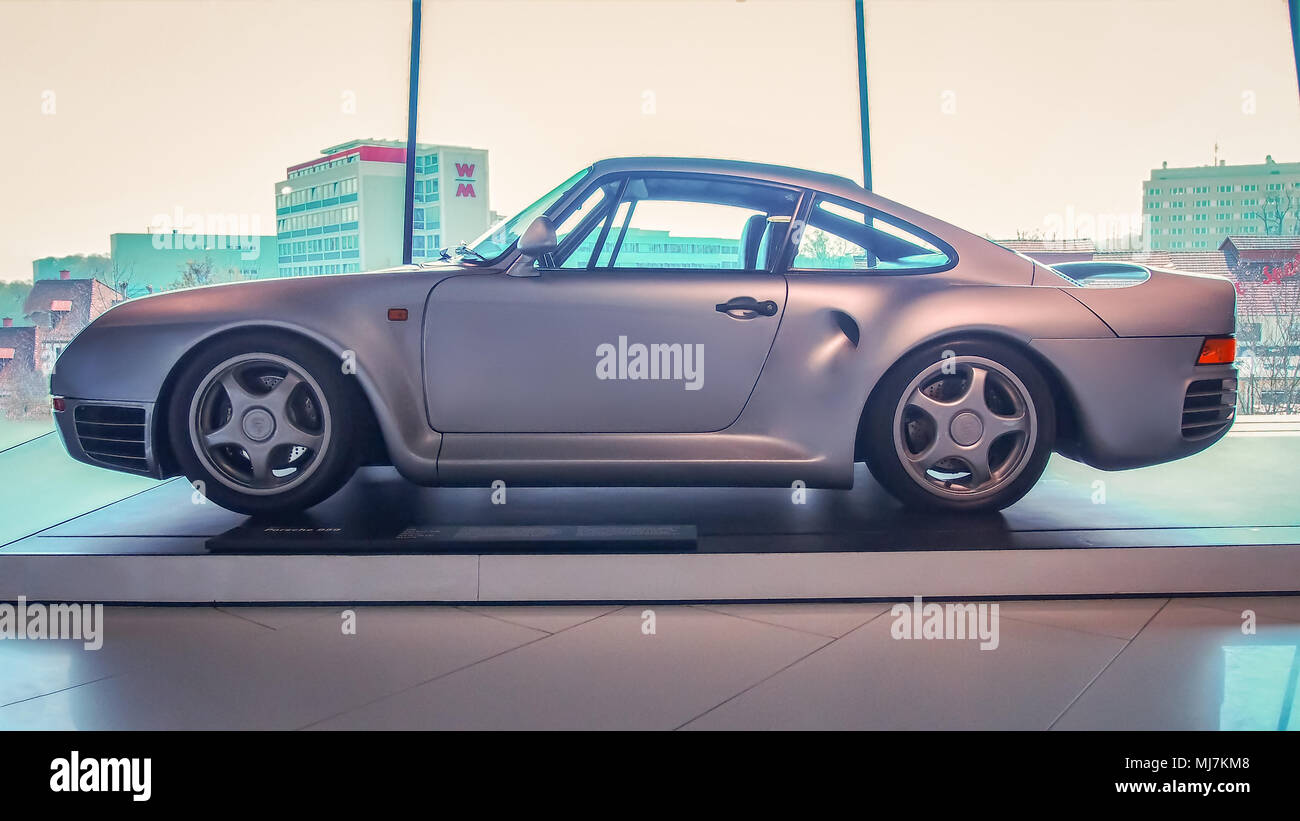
[792,196,954,273]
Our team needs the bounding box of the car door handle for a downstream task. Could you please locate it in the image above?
[715,296,778,319]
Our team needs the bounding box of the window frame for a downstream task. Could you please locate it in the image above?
[785,192,960,276]
[536,171,807,274]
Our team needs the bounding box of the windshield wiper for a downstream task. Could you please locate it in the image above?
[453,244,488,262]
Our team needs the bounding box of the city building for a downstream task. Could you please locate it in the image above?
[273,139,491,277]
[565,227,741,268]
[106,232,277,297]
[1142,155,1300,251]
[33,234,277,299]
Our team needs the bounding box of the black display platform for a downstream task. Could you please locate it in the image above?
[3,435,1299,602]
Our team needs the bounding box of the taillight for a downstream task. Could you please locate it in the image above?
[51,397,66,412]
[1196,336,1235,365]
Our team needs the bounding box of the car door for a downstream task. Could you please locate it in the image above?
[422,172,800,433]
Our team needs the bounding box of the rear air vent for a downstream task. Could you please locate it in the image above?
[74,404,147,470]
[1181,379,1236,440]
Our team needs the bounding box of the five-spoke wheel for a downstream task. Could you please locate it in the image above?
[168,333,358,515]
[863,341,1055,512]
[190,354,332,494]
[893,356,1036,502]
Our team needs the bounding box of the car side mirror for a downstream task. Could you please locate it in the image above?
[509,216,558,277]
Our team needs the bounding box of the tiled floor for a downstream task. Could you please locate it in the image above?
[1,597,1295,730]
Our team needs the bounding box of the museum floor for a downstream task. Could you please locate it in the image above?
[0,596,1297,730]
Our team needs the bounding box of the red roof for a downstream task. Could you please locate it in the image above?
[286,144,406,174]
[1233,278,1300,315]
[1092,250,1231,276]
[1220,235,1300,252]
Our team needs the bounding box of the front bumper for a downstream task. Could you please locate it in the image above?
[53,397,166,479]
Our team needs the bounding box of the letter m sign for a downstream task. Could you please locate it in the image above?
[456,183,476,198]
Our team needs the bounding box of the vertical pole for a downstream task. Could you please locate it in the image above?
[1291,0,1299,100]
[854,0,872,191]
[402,0,423,265]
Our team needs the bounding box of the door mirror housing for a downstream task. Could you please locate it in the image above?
[519,215,559,257]
[509,216,558,277]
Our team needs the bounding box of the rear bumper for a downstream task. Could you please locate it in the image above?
[53,397,166,479]
[1031,337,1236,470]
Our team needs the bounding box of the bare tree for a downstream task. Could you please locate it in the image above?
[170,257,216,291]
[1260,189,1299,236]
[1235,251,1300,414]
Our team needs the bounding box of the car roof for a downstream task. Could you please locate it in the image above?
[588,156,865,198]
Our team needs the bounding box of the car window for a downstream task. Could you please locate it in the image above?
[553,184,615,268]
[467,166,590,261]
[544,174,799,271]
[792,196,953,272]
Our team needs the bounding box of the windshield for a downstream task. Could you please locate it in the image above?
[466,167,592,261]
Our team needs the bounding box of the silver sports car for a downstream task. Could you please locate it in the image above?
[51,158,1238,514]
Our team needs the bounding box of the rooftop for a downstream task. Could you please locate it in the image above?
[1220,235,1300,252]
[1148,155,1300,178]
[998,238,1097,253]
[318,138,482,155]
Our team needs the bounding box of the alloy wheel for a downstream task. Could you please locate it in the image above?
[891,355,1037,501]
[188,353,333,495]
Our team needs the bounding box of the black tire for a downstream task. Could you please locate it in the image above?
[861,338,1055,512]
[166,332,359,515]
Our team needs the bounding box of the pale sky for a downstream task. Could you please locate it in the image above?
[1,0,1296,282]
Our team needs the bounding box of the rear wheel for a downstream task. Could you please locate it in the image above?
[167,334,358,515]
[862,340,1055,512]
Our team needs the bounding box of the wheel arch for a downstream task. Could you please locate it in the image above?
[152,324,390,477]
[852,329,1080,463]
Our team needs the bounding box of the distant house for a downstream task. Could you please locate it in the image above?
[0,320,38,388]
[1220,236,1300,280]
[1090,249,1232,277]
[22,272,123,374]
[0,271,121,409]
[0,320,40,412]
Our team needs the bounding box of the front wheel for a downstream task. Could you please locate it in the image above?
[167,333,358,515]
[861,340,1055,512]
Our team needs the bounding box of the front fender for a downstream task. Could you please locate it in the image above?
[52,271,455,483]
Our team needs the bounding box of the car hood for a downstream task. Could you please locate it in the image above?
[88,263,469,330]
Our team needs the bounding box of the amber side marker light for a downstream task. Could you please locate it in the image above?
[387,308,408,322]
[51,397,65,412]
[1197,336,1235,365]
